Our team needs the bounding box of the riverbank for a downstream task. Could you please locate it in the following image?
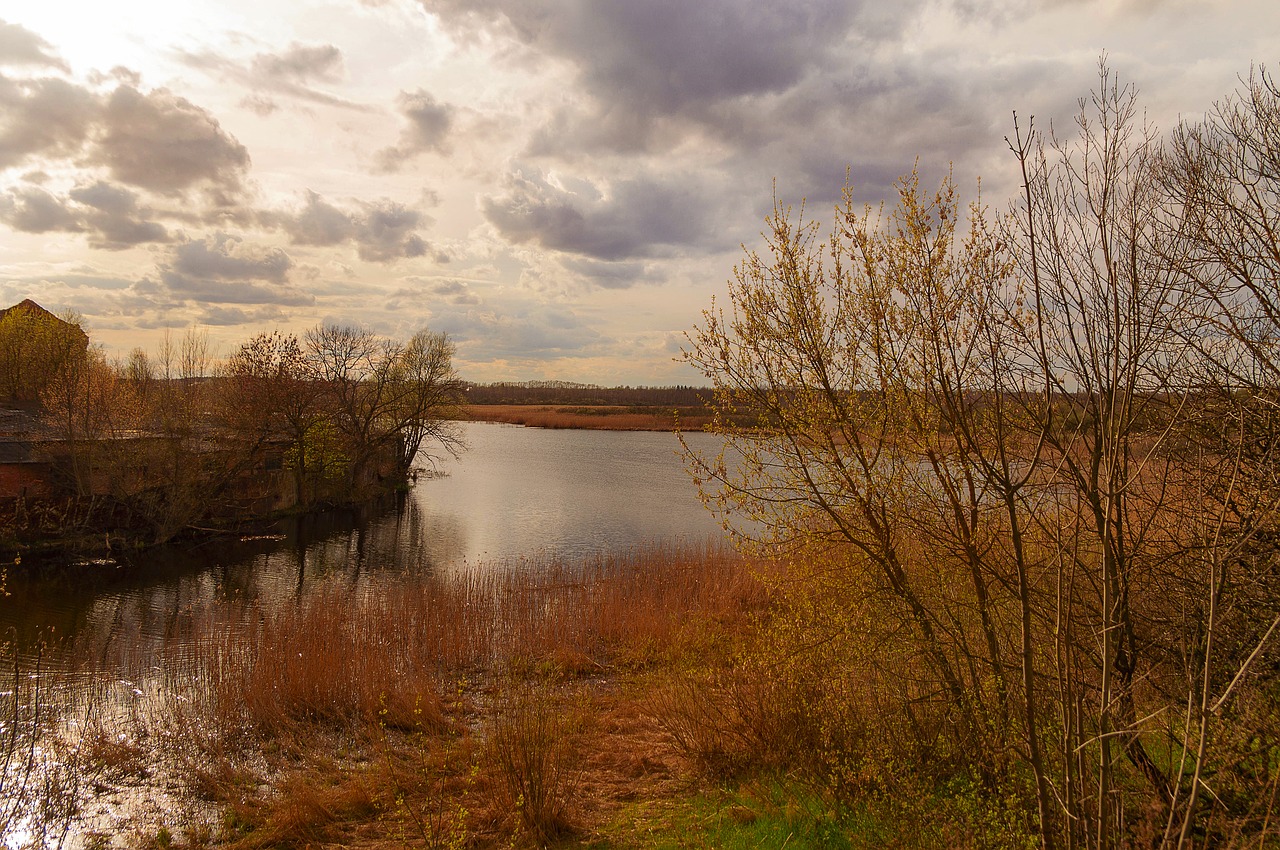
[462,403,714,431]
[0,483,407,567]
[3,544,1035,849]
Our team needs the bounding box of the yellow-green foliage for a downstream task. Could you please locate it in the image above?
[681,67,1280,849]
[0,301,88,401]
[285,419,350,481]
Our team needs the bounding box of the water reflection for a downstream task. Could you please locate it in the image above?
[1,423,738,844]
[2,423,730,664]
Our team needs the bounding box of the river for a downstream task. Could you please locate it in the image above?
[0,422,743,846]
[1,422,733,665]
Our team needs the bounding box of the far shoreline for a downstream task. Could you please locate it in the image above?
[460,403,714,432]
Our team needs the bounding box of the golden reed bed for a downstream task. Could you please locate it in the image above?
[461,404,715,431]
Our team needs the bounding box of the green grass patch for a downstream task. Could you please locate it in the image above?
[586,772,1038,850]
[591,778,855,850]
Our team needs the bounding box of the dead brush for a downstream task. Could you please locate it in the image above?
[229,769,378,850]
[645,667,747,778]
[80,728,149,781]
[484,677,585,847]
[371,728,479,850]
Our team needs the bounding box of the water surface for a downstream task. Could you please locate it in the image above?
[2,422,731,660]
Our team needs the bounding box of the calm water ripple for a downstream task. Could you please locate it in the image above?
[1,422,732,663]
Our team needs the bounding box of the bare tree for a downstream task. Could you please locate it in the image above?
[221,331,327,501]
[683,63,1280,850]
[306,324,464,496]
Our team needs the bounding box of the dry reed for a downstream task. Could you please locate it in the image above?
[66,542,767,846]
[161,542,760,733]
[464,404,715,431]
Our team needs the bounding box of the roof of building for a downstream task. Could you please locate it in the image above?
[0,299,89,345]
[0,404,53,440]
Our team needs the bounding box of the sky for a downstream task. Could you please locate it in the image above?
[0,0,1276,385]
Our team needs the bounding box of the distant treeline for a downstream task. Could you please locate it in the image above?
[463,382,710,407]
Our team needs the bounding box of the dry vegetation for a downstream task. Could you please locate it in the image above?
[463,405,716,432]
[10,64,1280,850]
[28,544,783,849]
[675,65,1280,849]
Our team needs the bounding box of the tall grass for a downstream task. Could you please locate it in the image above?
[59,543,765,846]
[487,678,584,846]
[158,542,760,731]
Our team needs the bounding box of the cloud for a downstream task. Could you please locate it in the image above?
[67,181,169,248]
[480,166,726,261]
[429,300,604,360]
[1,73,252,202]
[421,0,903,153]
[428,279,481,305]
[251,43,345,82]
[389,276,482,307]
[359,199,429,261]
[0,20,69,70]
[0,181,170,249]
[274,191,354,246]
[90,85,251,199]
[172,232,291,282]
[159,233,313,305]
[196,304,288,326]
[0,74,99,168]
[177,42,369,111]
[266,191,434,262]
[0,186,82,233]
[376,88,456,169]
[418,0,1033,196]
[560,257,654,290]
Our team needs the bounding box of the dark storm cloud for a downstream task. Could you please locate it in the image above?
[266,191,433,262]
[424,0,873,103]
[421,0,909,152]
[480,167,725,261]
[0,74,99,168]
[376,89,456,169]
[0,20,69,70]
[91,85,251,198]
[421,0,1049,209]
